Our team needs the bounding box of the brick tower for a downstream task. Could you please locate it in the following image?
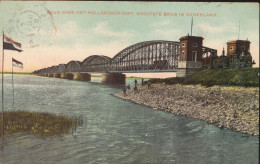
[176,35,204,77]
[226,40,251,56]
[179,35,204,62]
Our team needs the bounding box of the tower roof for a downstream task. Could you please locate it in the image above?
[227,40,251,44]
[179,35,204,41]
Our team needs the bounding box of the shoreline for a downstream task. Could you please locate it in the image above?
[114,84,259,136]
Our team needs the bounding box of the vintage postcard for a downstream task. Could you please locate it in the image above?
[0,1,259,164]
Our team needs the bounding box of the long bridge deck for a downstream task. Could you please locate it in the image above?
[34,40,216,74]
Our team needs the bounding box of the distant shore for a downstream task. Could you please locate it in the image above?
[1,72,32,75]
[115,84,259,136]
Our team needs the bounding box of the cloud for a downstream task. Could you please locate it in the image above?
[93,21,134,38]
[152,29,183,40]
[197,23,225,33]
[55,21,80,39]
[52,21,136,47]
[196,22,241,40]
[151,20,171,27]
[197,22,237,34]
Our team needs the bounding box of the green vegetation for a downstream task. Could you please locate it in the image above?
[149,68,259,87]
[0,111,78,137]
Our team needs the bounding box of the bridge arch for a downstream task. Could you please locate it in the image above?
[66,61,81,73]
[81,55,111,72]
[57,64,66,73]
[41,68,47,74]
[50,66,58,73]
[46,67,52,74]
[40,69,45,74]
[111,40,180,72]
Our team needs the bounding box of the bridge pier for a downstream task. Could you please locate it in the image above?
[60,73,74,80]
[47,73,54,77]
[102,73,125,84]
[176,61,202,77]
[53,73,61,78]
[73,73,91,81]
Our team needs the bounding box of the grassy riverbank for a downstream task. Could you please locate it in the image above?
[0,111,78,137]
[149,68,259,87]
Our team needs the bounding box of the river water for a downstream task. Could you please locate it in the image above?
[0,75,258,164]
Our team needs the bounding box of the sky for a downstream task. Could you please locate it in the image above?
[0,1,259,77]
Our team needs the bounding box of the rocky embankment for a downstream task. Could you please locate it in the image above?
[115,84,259,136]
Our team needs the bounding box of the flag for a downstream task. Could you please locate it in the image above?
[3,35,22,52]
[12,58,23,69]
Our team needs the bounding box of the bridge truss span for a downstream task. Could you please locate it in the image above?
[202,46,217,58]
[110,41,180,72]
[81,55,111,73]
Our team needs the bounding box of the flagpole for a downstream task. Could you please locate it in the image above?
[1,30,5,139]
[191,17,193,36]
[238,21,240,40]
[12,60,14,106]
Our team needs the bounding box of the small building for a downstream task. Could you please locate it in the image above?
[179,35,204,62]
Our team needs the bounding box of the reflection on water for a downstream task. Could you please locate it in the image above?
[0,75,258,164]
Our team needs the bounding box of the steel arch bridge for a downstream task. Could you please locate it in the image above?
[33,40,216,74]
[110,40,180,73]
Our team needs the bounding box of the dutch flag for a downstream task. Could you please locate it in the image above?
[3,35,22,52]
[12,58,23,69]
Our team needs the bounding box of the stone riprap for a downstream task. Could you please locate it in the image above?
[115,84,259,136]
